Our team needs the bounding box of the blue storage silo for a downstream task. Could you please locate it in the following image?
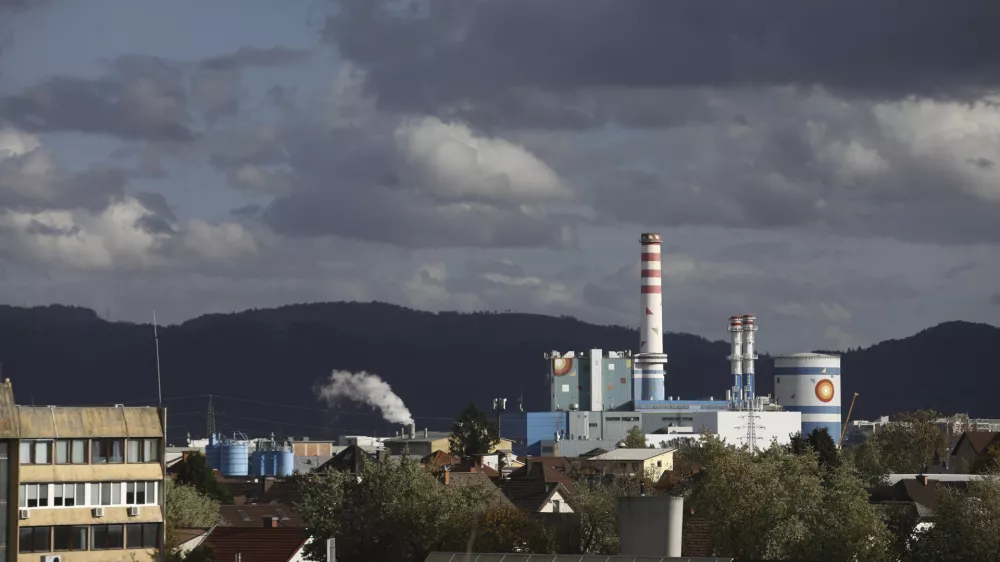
[217,440,250,477]
[277,449,294,477]
[251,450,265,477]
[205,434,221,470]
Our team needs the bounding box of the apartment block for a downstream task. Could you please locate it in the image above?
[0,380,167,561]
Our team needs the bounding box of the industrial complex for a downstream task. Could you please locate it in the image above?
[500,233,840,457]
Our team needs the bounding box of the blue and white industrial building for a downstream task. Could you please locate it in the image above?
[501,232,838,457]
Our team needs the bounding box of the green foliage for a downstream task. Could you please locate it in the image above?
[449,402,501,458]
[842,437,889,487]
[907,476,1000,561]
[163,478,226,549]
[623,426,646,449]
[867,410,947,474]
[297,455,551,562]
[680,435,892,561]
[166,543,217,562]
[571,471,648,554]
[172,452,233,503]
[790,427,841,469]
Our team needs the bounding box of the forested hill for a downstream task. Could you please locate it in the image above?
[0,303,996,441]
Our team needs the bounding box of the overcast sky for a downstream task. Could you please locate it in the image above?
[1,0,999,353]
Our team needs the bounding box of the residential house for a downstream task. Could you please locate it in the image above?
[223,477,303,506]
[174,523,311,562]
[8,379,167,560]
[382,429,452,456]
[587,448,676,481]
[869,474,974,536]
[439,471,512,507]
[318,444,378,473]
[219,504,304,527]
[495,481,573,513]
[950,431,1000,473]
[507,456,575,492]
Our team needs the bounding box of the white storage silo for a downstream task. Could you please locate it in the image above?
[773,353,841,443]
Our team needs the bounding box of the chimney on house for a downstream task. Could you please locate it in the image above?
[262,477,275,494]
[442,469,450,485]
[263,516,278,528]
[526,455,533,474]
[917,474,929,486]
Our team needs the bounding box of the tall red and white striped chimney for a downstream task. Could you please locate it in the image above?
[635,233,668,401]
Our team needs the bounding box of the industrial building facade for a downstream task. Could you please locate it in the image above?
[0,380,167,561]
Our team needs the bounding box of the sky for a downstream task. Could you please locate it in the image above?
[1,0,999,354]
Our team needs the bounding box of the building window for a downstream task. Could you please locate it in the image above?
[552,499,561,513]
[19,440,53,464]
[19,483,49,508]
[18,526,51,553]
[126,482,156,505]
[92,524,124,550]
[92,439,124,464]
[52,483,87,507]
[55,439,88,464]
[657,460,663,468]
[126,523,161,549]
[127,438,160,463]
[53,525,89,551]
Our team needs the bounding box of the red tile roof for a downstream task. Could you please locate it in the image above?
[205,527,309,562]
[219,504,305,528]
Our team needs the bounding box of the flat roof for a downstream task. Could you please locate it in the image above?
[588,448,677,461]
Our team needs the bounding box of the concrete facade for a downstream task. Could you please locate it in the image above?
[547,350,633,412]
[689,410,802,448]
[4,380,167,562]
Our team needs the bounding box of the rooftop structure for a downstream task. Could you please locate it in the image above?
[6,379,167,559]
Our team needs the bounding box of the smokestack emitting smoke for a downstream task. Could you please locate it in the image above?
[635,233,668,401]
[316,370,414,427]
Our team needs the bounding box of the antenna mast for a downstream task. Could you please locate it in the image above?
[153,311,162,408]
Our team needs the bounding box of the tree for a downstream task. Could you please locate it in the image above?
[790,427,840,469]
[868,410,947,473]
[297,453,550,562]
[907,475,1000,561]
[679,436,892,561]
[571,470,648,554]
[163,478,226,549]
[172,452,232,503]
[842,437,889,487]
[449,403,501,458]
[623,426,645,448]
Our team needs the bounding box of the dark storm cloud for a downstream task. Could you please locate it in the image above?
[0,55,194,141]
[192,47,312,122]
[200,46,312,70]
[325,0,1000,124]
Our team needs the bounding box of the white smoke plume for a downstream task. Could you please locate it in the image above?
[316,370,414,426]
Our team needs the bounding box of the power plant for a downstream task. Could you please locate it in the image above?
[502,232,828,456]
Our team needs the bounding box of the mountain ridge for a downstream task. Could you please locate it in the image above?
[0,303,995,440]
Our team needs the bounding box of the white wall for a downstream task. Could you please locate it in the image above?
[289,537,315,562]
[538,489,574,513]
[690,411,802,448]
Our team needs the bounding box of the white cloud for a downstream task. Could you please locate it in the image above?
[394,116,570,204]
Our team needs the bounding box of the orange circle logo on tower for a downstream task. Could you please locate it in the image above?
[815,379,835,403]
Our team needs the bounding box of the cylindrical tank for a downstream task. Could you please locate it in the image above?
[277,450,294,477]
[774,353,842,443]
[251,450,265,477]
[217,441,250,477]
[205,434,221,470]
